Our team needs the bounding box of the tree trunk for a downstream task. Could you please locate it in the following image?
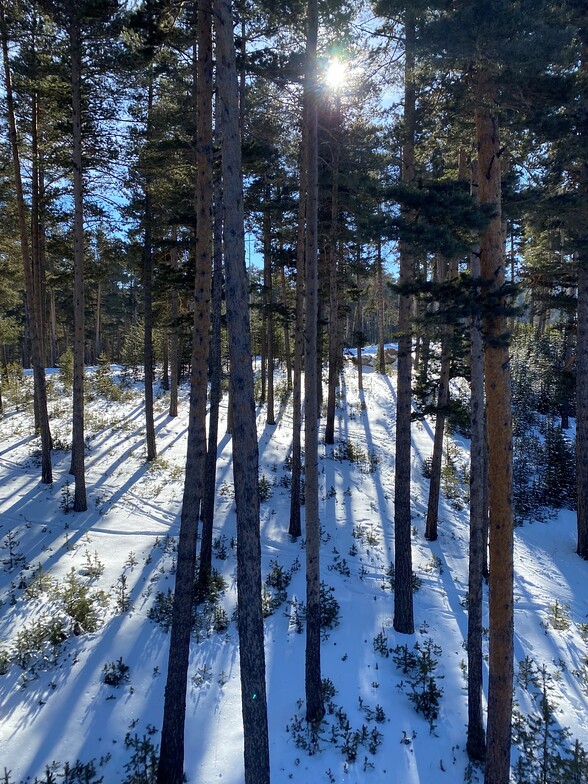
[376,234,386,374]
[303,0,324,725]
[577,36,588,558]
[216,1,270,780]
[425,256,457,541]
[263,188,275,425]
[289,139,306,541]
[355,259,364,393]
[393,7,416,636]
[70,6,86,511]
[95,281,102,362]
[50,287,58,367]
[316,246,325,410]
[324,93,341,445]
[199,125,224,594]
[280,260,293,389]
[577,261,588,558]
[157,4,213,781]
[1,6,52,485]
[476,77,514,784]
[144,77,157,463]
[467,159,486,762]
[169,230,180,418]
[162,333,169,391]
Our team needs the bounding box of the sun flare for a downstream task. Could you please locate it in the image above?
[325,59,347,90]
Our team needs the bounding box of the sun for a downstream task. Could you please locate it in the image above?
[325,58,347,91]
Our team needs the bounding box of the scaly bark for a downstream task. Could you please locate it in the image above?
[393,7,416,636]
[576,35,588,559]
[144,76,156,463]
[476,75,514,784]
[467,158,486,761]
[157,3,213,781]
[70,5,86,511]
[216,0,270,779]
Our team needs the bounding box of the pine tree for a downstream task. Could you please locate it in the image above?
[303,0,325,725]
[216,0,270,778]
[0,1,52,485]
[394,3,417,636]
[157,0,213,779]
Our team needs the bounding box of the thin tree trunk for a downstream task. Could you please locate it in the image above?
[577,261,588,558]
[259,323,267,403]
[355,253,364,393]
[70,6,86,510]
[199,116,224,594]
[476,76,514,784]
[316,246,325,410]
[162,333,169,391]
[376,233,386,374]
[157,4,213,781]
[95,281,102,362]
[38,134,49,370]
[425,256,457,541]
[280,260,293,389]
[577,37,588,558]
[289,139,306,541]
[144,77,157,462]
[169,229,180,418]
[325,93,341,445]
[32,94,41,433]
[393,7,416,636]
[467,159,486,762]
[1,6,52,484]
[216,0,270,779]
[303,0,324,725]
[50,287,58,367]
[263,188,275,425]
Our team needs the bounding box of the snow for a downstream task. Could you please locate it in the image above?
[0,359,587,783]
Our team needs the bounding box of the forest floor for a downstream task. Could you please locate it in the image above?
[0,355,587,783]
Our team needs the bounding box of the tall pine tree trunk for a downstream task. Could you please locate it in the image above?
[169,229,180,418]
[303,0,324,725]
[355,254,364,393]
[467,159,486,761]
[376,234,386,375]
[425,256,457,541]
[325,93,341,445]
[577,35,588,558]
[476,76,514,784]
[394,7,416,635]
[216,0,270,778]
[50,286,58,368]
[199,131,224,593]
[280,260,293,389]
[1,6,52,485]
[144,78,156,462]
[577,260,588,558]
[162,334,169,391]
[95,281,102,362]
[289,139,306,540]
[70,6,86,511]
[157,4,213,781]
[263,188,275,425]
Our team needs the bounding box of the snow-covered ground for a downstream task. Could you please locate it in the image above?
[0,357,586,783]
